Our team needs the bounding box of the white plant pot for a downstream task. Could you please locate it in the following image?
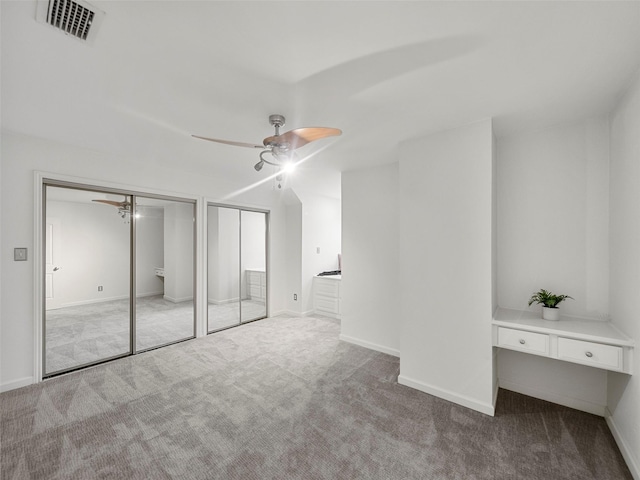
[542,307,560,321]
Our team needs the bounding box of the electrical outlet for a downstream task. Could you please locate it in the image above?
[293,294,297,301]
[98,286,103,292]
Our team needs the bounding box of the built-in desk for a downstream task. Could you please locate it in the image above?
[492,308,634,374]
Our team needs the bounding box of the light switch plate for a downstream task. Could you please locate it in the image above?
[14,248,27,261]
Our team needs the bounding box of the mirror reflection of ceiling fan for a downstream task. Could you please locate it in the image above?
[92,199,131,219]
[192,114,342,172]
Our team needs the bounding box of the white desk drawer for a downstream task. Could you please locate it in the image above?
[247,271,264,286]
[558,338,622,371]
[316,296,339,314]
[249,285,261,298]
[498,327,549,355]
[314,280,339,297]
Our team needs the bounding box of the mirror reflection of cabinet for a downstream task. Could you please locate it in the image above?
[246,270,266,301]
[207,205,268,333]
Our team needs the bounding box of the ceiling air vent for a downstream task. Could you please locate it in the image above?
[36,0,105,44]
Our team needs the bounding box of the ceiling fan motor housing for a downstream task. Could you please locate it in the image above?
[268,114,285,128]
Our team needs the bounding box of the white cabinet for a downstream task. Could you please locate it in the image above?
[246,269,266,302]
[493,308,634,374]
[557,337,623,371]
[313,275,341,319]
[497,327,549,356]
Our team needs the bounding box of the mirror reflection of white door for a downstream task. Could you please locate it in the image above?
[45,218,62,310]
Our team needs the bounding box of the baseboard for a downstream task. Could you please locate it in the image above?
[47,291,164,310]
[314,309,340,320]
[1,376,33,393]
[606,408,640,480]
[493,379,500,410]
[47,294,128,309]
[339,334,400,358]
[398,374,495,416]
[137,291,165,298]
[163,295,194,303]
[208,297,240,305]
[282,309,315,317]
[498,379,606,416]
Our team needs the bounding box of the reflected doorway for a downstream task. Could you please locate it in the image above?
[207,205,268,333]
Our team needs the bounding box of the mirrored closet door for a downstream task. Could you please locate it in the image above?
[44,185,132,375]
[240,210,267,323]
[207,205,268,333]
[43,183,196,378]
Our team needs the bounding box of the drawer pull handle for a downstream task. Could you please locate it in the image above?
[585,351,593,358]
[519,339,525,345]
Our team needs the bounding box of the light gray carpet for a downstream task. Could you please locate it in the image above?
[45,296,195,374]
[207,299,267,332]
[2,315,632,479]
[45,296,267,374]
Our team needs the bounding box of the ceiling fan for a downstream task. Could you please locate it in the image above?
[92,199,131,219]
[192,114,342,172]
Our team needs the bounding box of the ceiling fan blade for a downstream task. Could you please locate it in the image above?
[192,135,264,149]
[92,199,129,208]
[263,127,342,150]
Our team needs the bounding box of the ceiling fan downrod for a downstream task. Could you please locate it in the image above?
[268,114,286,137]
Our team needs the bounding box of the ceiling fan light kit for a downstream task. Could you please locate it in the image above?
[92,198,132,222]
[192,114,341,175]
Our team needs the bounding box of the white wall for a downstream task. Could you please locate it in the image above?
[608,71,640,478]
[135,206,164,297]
[0,131,287,391]
[164,202,194,303]
[284,201,302,314]
[46,200,164,308]
[340,163,400,356]
[497,349,608,415]
[498,117,610,318]
[46,200,130,307]
[207,206,240,304]
[300,193,342,314]
[398,119,495,415]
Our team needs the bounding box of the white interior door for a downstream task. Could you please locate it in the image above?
[45,217,62,310]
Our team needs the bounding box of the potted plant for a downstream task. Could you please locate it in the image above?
[527,289,573,321]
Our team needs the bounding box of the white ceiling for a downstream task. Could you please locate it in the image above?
[2,1,640,192]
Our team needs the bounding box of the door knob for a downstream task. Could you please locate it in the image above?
[53,267,60,271]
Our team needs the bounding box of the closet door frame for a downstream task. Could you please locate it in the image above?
[36,175,198,380]
[206,202,270,333]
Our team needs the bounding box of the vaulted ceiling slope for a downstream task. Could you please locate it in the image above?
[2,1,640,183]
